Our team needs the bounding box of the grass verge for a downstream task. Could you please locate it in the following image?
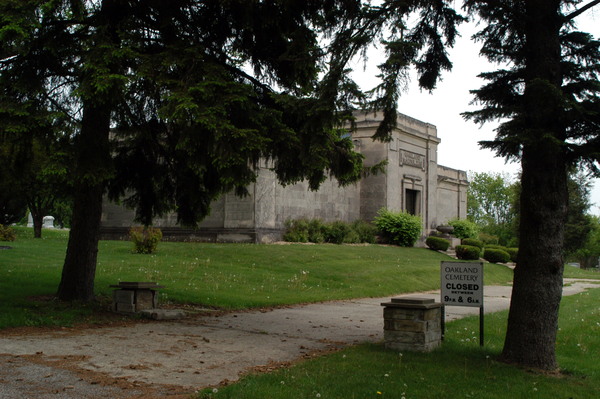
[1,227,597,329]
[196,287,600,399]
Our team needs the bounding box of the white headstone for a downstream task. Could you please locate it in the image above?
[42,216,55,229]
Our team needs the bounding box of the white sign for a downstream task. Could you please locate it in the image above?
[441,261,483,307]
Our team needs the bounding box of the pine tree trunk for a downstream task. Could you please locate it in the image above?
[56,101,111,302]
[501,0,567,370]
[501,145,567,370]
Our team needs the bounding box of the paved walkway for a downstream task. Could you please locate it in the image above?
[0,279,598,398]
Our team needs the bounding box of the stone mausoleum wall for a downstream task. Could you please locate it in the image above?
[100,111,467,243]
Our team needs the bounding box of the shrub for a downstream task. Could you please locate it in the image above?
[374,209,422,247]
[307,219,327,243]
[351,220,377,244]
[478,233,499,245]
[0,225,16,241]
[283,219,310,242]
[325,221,352,244]
[129,226,163,254]
[461,238,484,249]
[506,247,519,262]
[485,244,509,252]
[455,245,481,260]
[448,219,479,239]
[425,236,450,251]
[343,230,361,244]
[483,248,511,263]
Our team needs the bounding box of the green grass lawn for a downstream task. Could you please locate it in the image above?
[196,287,600,399]
[0,227,597,330]
[2,227,599,398]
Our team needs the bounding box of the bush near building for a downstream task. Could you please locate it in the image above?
[374,209,422,247]
[425,236,450,251]
[448,219,479,239]
[455,245,481,260]
[483,248,511,263]
[461,238,484,249]
[283,218,377,244]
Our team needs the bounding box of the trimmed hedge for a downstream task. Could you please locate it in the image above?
[425,236,450,251]
[483,248,511,263]
[455,245,481,260]
[506,247,518,262]
[283,218,377,244]
[461,238,484,249]
[374,209,422,247]
[485,244,508,252]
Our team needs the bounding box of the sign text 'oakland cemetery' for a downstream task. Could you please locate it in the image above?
[441,262,483,307]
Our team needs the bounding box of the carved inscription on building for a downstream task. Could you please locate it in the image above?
[399,150,426,171]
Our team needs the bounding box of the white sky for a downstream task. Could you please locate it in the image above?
[351,6,600,215]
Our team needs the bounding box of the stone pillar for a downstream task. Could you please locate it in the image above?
[381,297,442,352]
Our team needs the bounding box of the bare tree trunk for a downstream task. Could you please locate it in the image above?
[501,0,567,370]
[501,145,567,370]
[32,214,43,238]
[56,101,111,302]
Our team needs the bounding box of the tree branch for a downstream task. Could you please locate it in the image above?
[563,0,600,22]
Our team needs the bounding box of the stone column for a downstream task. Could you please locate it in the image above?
[381,297,442,352]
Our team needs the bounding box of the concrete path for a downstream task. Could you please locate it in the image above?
[0,279,598,398]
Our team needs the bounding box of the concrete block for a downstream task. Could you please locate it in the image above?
[135,290,155,311]
[139,309,187,320]
[115,303,136,313]
[113,290,134,304]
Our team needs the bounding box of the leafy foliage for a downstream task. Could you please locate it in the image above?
[351,220,378,244]
[283,219,310,243]
[467,171,518,246]
[425,236,450,251]
[283,218,376,245]
[374,208,422,247]
[0,225,16,241]
[129,226,163,254]
[572,215,600,268]
[461,238,484,249]
[448,219,479,239]
[483,248,511,264]
[506,247,519,263]
[455,245,481,260]
[478,232,499,245]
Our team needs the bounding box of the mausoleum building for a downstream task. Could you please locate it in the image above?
[100,111,468,243]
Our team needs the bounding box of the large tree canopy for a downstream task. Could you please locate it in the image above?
[0,0,462,302]
[0,0,371,300]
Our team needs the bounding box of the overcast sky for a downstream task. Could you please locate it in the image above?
[351,7,600,215]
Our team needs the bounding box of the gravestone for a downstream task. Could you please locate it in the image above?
[42,216,55,229]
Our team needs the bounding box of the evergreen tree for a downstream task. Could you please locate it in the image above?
[1,0,369,301]
[462,0,600,370]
